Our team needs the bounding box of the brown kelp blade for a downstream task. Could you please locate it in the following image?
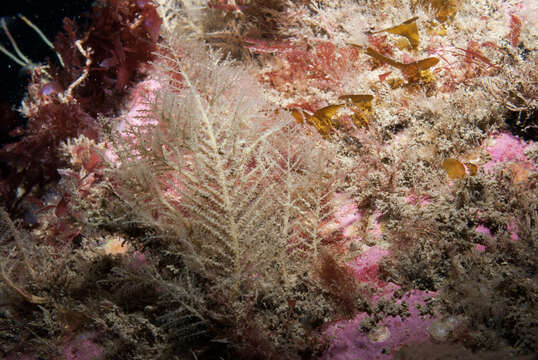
[338,94,374,105]
[338,94,373,126]
[365,47,439,77]
[365,47,401,68]
[442,158,466,179]
[374,16,420,49]
[307,104,344,137]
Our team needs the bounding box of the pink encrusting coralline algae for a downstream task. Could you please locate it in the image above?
[483,132,535,173]
[321,246,438,360]
[62,332,104,360]
[322,290,437,360]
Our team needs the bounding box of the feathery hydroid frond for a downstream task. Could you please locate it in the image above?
[113,38,339,286]
[108,37,348,355]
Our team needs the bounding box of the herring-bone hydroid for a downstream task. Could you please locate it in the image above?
[106,36,358,357]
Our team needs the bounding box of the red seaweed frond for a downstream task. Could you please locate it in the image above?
[431,40,503,92]
[263,40,362,94]
[508,14,522,47]
[316,249,365,318]
[0,0,161,216]
[367,34,394,57]
[456,40,500,69]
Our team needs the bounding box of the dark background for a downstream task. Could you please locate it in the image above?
[0,0,94,107]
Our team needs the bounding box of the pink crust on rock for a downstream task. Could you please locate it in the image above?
[62,332,104,360]
[320,247,438,359]
[475,224,493,238]
[369,211,384,239]
[326,193,362,239]
[349,246,393,290]
[323,289,437,360]
[475,244,487,252]
[475,218,520,244]
[474,218,520,253]
[334,197,362,230]
[483,132,534,172]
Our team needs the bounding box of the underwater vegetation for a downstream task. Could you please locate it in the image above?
[0,1,536,359]
[0,0,161,219]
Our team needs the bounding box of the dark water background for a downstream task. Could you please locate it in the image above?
[0,0,94,106]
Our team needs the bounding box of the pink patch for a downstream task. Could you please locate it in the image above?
[334,199,362,238]
[322,290,437,360]
[369,211,384,238]
[483,133,534,172]
[475,244,487,252]
[106,79,161,165]
[507,220,520,241]
[475,224,492,238]
[63,332,104,360]
[323,246,439,359]
[349,247,392,291]
[404,194,431,206]
[114,79,161,138]
[332,194,361,229]
[351,247,390,270]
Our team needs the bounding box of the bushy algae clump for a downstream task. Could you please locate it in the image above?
[0,1,536,359]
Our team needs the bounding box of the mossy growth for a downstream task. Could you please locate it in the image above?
[379,168,537,355]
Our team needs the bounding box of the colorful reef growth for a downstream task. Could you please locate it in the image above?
[0,1,536,359]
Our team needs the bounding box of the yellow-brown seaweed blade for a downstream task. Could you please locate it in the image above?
[365,47,401,68]
[307,104,345,137]
[401,56,440,77]
[442,158,466,179]
[375,16,420,49]
[338,94,374,104]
